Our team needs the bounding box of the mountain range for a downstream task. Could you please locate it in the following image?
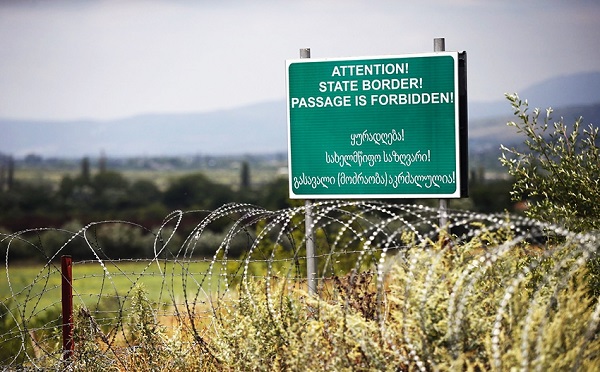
[2,71,599,158]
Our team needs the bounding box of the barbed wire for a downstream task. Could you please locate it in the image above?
[1,201,599,370]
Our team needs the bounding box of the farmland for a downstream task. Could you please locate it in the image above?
[1,260,222,320]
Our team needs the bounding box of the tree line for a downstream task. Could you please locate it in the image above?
[0,158,292,228]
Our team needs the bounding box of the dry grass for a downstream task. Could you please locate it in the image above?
[3,230,600,371]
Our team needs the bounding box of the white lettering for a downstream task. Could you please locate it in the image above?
[331,62,409,77]
[291,95,352,109]
[370,92,454,106]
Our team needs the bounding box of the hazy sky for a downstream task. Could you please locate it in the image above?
[1,0,599,121]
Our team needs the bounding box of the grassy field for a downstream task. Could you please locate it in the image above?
[1,260,224,321]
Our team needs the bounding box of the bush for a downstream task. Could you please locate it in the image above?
[204,230,600,370]
[500,94,600,232]
[4,226,599,370]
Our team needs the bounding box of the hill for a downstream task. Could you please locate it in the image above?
[468,71,600,119]
[468,101,600,171]
[1,71,599,159]
[0,101,287,158]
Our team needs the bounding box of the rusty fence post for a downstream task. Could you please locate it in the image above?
[61,255,74,360]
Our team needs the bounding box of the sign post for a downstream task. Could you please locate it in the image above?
[300,48,318,296]
[286,50,467,199]
[435,37,448,229]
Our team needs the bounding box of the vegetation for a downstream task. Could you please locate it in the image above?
[0,160,293,261]
[0,153,290,232]
[0,153,520,263]
[501,94,600,232]
[3,96,600,369]
[3,229,598,370]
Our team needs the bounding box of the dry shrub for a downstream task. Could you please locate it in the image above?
[59,230,600,371]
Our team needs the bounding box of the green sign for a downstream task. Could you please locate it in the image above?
[286,52,467,199]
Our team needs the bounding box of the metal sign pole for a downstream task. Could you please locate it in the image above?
[434,38,448,230]
[300,47,318,296]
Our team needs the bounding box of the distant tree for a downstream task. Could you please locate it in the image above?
[23,153,42,165]
[92,170,128,192]
[58,175,75,199]
[99,151,107,173]
[3,181,56,213]
[128,180,162,208]
[468,178,514,213]
[6,156,14,191]
[0,155,5,192]
[81,156,91,182]
[163,173,234,210]
[500,94,600,232]
[258,177,291,211]
[91,170,129,210]
[240,161,251,190]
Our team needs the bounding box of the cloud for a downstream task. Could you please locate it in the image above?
[0,0,599,120]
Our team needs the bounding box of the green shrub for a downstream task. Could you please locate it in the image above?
[500,94,600,232]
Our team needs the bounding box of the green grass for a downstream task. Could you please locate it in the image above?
[1,260,220,321]
[1,262,64,320]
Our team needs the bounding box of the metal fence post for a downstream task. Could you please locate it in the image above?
[61,255,74,360]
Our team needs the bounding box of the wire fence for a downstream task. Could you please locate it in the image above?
[1,201,599,370]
